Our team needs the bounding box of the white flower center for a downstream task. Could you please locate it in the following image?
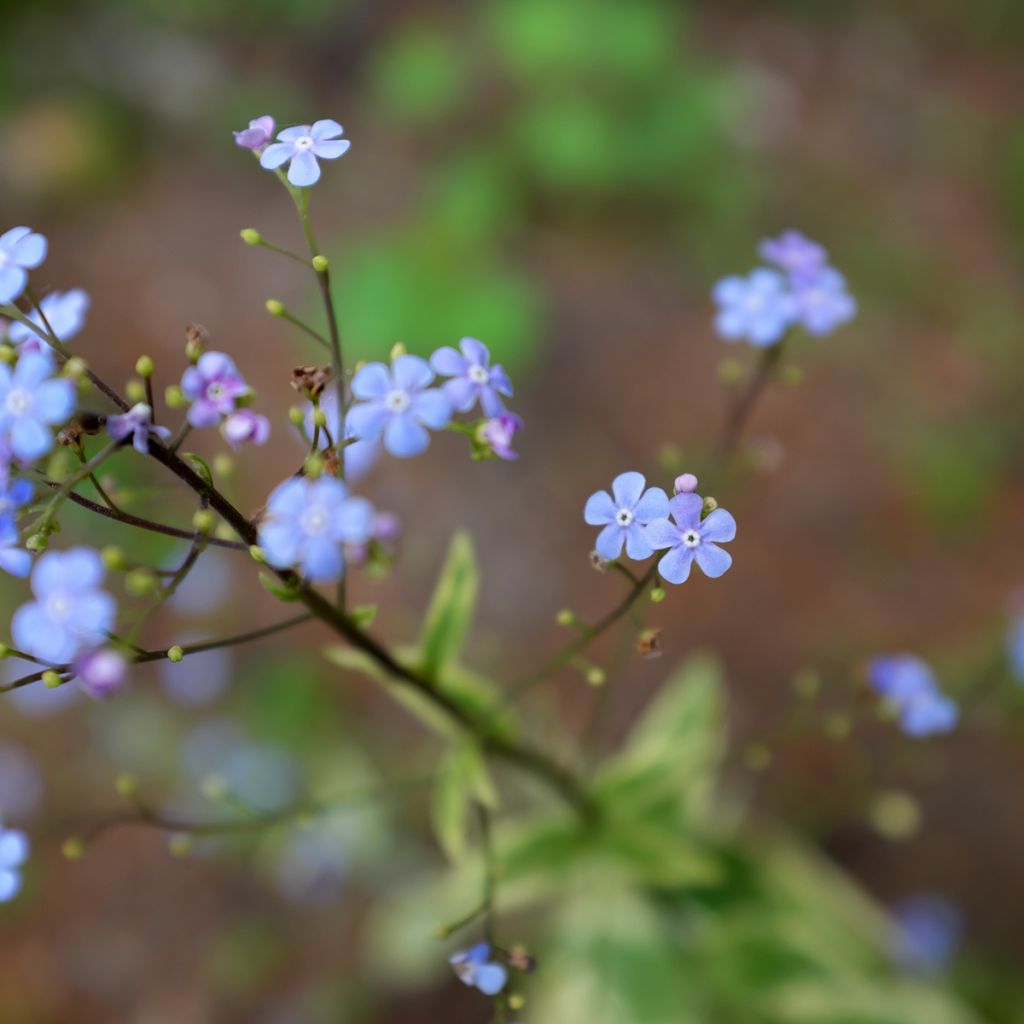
[467,364,490,385]
[45,591,73,623]
[615,508,634,527]
[5,388,33,416]
[682,529,701,548]
[744,293,766,313]
[294,136,314,151]
[385,389,411,413]
[207,382,225,401]
[301,505,330,536]
[0,251,8,269]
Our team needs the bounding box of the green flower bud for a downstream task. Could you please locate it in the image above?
[64,356,87,379]
[265,299,285,317]
[240,228,262,246]
[311,254,329,273]
[201,774,228,802]
[701,496,718,516]
[101,545,126,570]
[125,379,147,403]
[42,670,63,689]
[389,342,407,361]
[26,534,48,553]
[212,454,234,479]
[650,586,667,604]
[165,385,186,408]
[304,453,324,479]
[115,773,138,797]
[313,408,328,428]
[168,833,193,857]
[125,567,158,596]
[0,643,9,659]
[62,837,86,860]
[249,545,267,564]
[717,357,745,385]
[585,666,606,687]
[869,789,921,841]
[192,509,215,535]
[288,406,305,427]
[166,645,184,663]
[135,355,154,378]
[0,344,17,365]
[214,523,236,542]
[555,609,576,627]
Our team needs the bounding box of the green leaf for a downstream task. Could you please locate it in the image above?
[431,742,497,862]
[418,531,478,682]
[258,571,300,602]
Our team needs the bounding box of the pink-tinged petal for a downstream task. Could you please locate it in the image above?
[312,139,350,160]
[10,231,47,269]
[658,545,695,585]
[584,490,615,525]
[594,523,625,559]
[633,487,669,524]
[287,151,320,187]
[351,362,391,400]
[259,142,294,170]
[624,522,653,561]
[347,401,389,441]
[644,518,680,549]
[694,542,732,579]
[390,354,433,392]
[196,351,238,380]
[611,471,645,509]
[277,125,312,143]
[411,388,451,429]
[700,508,736,543]
[309,119,343,141]
[384,414,430,457]
[430,346,466,377]
[186,401,221,429]
[459,337,490,366]
[668,492,702,529]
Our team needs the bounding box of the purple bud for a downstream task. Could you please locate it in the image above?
[75,649,127,701]
[479,413,523,461]
[372,511,401,544]
[233,115,275,152]
[221,409,271,449]
[674,473,699,494]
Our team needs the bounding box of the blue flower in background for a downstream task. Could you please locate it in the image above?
[259,120,350,187]
[450,942,507,996]
[0,477,33,520]
[891,895,961,975]
[348,355,451,458]
[791,267,857,336]
[6,288,89,349]
[11,547,116,664]
[0,518,30,578]
[868,655,958,738]
[430,337,513,417]
[759,230,827,280]
[0,820,29,902]
[0,227,47,305]
[258,476,373,583]
[584,471,669,561]
[0,352,75,462]
[645,492,737,584]
[1006,615,1024,684]
[712,269,796,347]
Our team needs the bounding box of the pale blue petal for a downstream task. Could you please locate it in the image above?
[595,523,625,560]
[658,545,695,585]
[10,418,51,461]
[266,478,307,520]
[474,963,507,996]
[633,487,669,523]
[11,231,47,268]
[584,490,615,525]
[411,389,451,429]
[287,150,320,187]
[459,337,490,366]
[611,471,645,509]
[259,523,301,567]
[430,346,466,376]
[332,496,373,544]
[300,537,343,582]
[0,266,27,304]
[0,830,29,868]
[351,363,391,400]
[623,522,653,561]
[443,377,476,412]
[668,493,702,530]
[259,142,294,170]
[391,354,433,392]
[0,868,20,902]
[312,139,350,160]
[479,388,506,418]
[0,547,31,578]
[694,542,732,579]
[384,414,429,457]
[35,380,75,424]
[309,119,343,141]
[644,518,681,549]
[700,508,736,543]
[346,401,389,441]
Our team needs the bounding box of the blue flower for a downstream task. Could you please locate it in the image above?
[759,230,827,280]
[791,267,857,336]
[259,120,350,188]
[348,355,451,458]
[430,337,513,418]
[300,390,379,482]
[712,269,796,347]
[0,352,75,463]
[645,493,736,584]
[867,655,958,738]
[584,472,669,561]
[258,476,373,583]
[6,288,89,350]
[891,895,961,975]
[107,402,172,454]
[11,547,116,664]
[449,942,507,996]
[0,227,47,305]
[0,477,33,521]
[74,648,127,701]
[0,820,29,902]
[0,519,31,578]
[1007,615,1024,684]
[234,115,275,152]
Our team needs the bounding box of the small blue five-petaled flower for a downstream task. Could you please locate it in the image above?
[584,472,669,562]
[712,268,796,348]
[0,226,47,305]
[0,352,76,463]
[449,942,508,996]
[12,547,116,664]
[867,654,958,738]
[0,820,30,902]
[258,476,374,583]
[259,120,351,188]
[430,337,513,418]
[644,492,737,585]
[6,288,90,354]
[348,354,451,459]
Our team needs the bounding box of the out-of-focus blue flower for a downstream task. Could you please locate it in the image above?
[181,352,250,428]
[74,648,127,701]
[0,227,47,305]
[1005,615,1024,684]
[259,120,350,188]
[274,813,352,904]
[645,493,736,585]
[221,409,270,448]
[450,942,507,996]
[430,337,513,417]
[892,895,962,975]
[300,390,379,481]
[0,820,29,902]
[0,744,44,820]
[0,477,33,520]
[107,402,171,454]
[868,655,958,738]
[479,413,523,461]
[584,472,669,561]
[0,352,75,462]
[234,115,275,151]
[348,355,451,459]
[712,269,796,347]
[11,547,116,664]
[759,230,827,280]
[0,518,31,578]
[6,288,89,350]
[258,476,373,583]
[792,267,857,336]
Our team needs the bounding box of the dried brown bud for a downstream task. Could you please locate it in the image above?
[57,424,84,447]
[636,628,663,659]
[185,323,208,347]
[321,448,340,477]
[506,945,537,973]
[291,365,333,398]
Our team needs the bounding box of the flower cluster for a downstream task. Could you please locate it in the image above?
[584,472,736,585]
[867,655,958,737]
[712,230,856,347]
[180,351,269,449]
[0,351,76,464]
[235,115,351,189]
